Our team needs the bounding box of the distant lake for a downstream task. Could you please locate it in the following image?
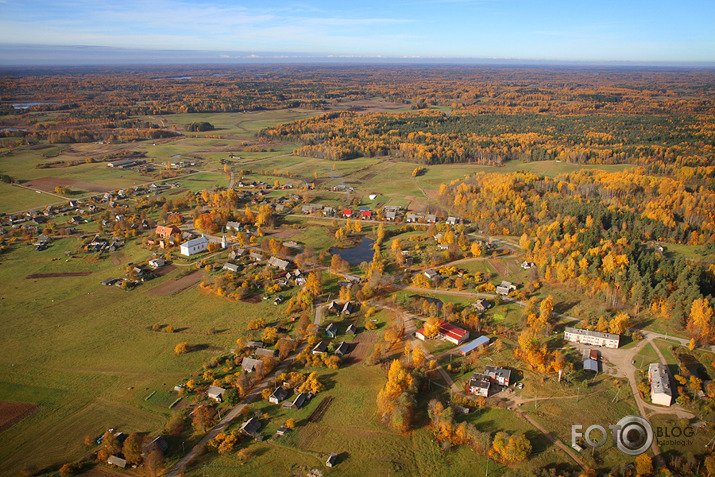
[11,102,57,109]
[0,128,26,132]
[153,76,192,80]
[330,236,374,265]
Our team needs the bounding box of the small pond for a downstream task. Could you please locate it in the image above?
[330,236,374,265]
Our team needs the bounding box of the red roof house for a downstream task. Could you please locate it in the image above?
[155,225,181,238]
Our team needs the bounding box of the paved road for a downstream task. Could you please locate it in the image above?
[314,298,324,326]
[165,343,306,476]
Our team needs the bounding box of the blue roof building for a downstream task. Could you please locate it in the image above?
[459,336,490,355]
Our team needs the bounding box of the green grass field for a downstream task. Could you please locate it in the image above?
[0,237,295,474]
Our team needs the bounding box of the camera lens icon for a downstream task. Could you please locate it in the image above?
[614,416,653,456]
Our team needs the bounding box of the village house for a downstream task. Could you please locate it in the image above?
[328,301,343,315]
[342,301,357,315]
[240,417,261,437]
[312,341,327,354]
[107,455,127,469]
[423,269,440,280]
[346,323,358,335]
[267,256,291,271]
[472,299,492,312]
[223,262,240,273]
[207,385,226,403]
[282,392,308,410]
[255,347,277,358]
[225,221,242,233]
[326,453,338,468]
[229,247,246,259]
[269,387,288,404]
[149,258,165,269]
[564,327,620,349]
[249,251,265,262]
[325,322,338,338]
[241,357,263,373]
[446,216,460,225]
[335,341,349,356]
[521,261,535,270]
[495,281,517,295]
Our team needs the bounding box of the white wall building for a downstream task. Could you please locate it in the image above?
[180,235,208,256]
[564,327,620,349]
[649,363,673,406]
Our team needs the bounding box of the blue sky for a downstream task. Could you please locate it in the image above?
[0,0,713,64]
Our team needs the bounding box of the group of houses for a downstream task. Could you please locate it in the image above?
[468,366,513,397]
[105,432,168,469]
[327,300,359,316]
[297,202,462,225]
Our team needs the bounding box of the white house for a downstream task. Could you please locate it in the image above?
[180,235,208,256]
[148,258,165,269]
[649,363,673,406]
[208,385,226,403]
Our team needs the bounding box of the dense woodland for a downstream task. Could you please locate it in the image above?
[2,65,714,150]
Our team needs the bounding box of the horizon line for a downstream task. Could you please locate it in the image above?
[1,44,714,68]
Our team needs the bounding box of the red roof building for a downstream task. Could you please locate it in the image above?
[155,225,181,238]
[343,209,353,217]
[416,319,469,345]
[361,210,373,219]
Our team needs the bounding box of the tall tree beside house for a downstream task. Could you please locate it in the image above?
[122,432,143,465]
[304,272,322,297]
[539,295,553,325]
[143,449,164,477]
[192,406,216,433]
[423,316,441,338]
[609,312,630,335]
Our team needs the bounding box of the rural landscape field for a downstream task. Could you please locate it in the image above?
[0,64,714,477]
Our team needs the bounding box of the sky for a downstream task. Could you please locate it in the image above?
[0,0,713,65]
